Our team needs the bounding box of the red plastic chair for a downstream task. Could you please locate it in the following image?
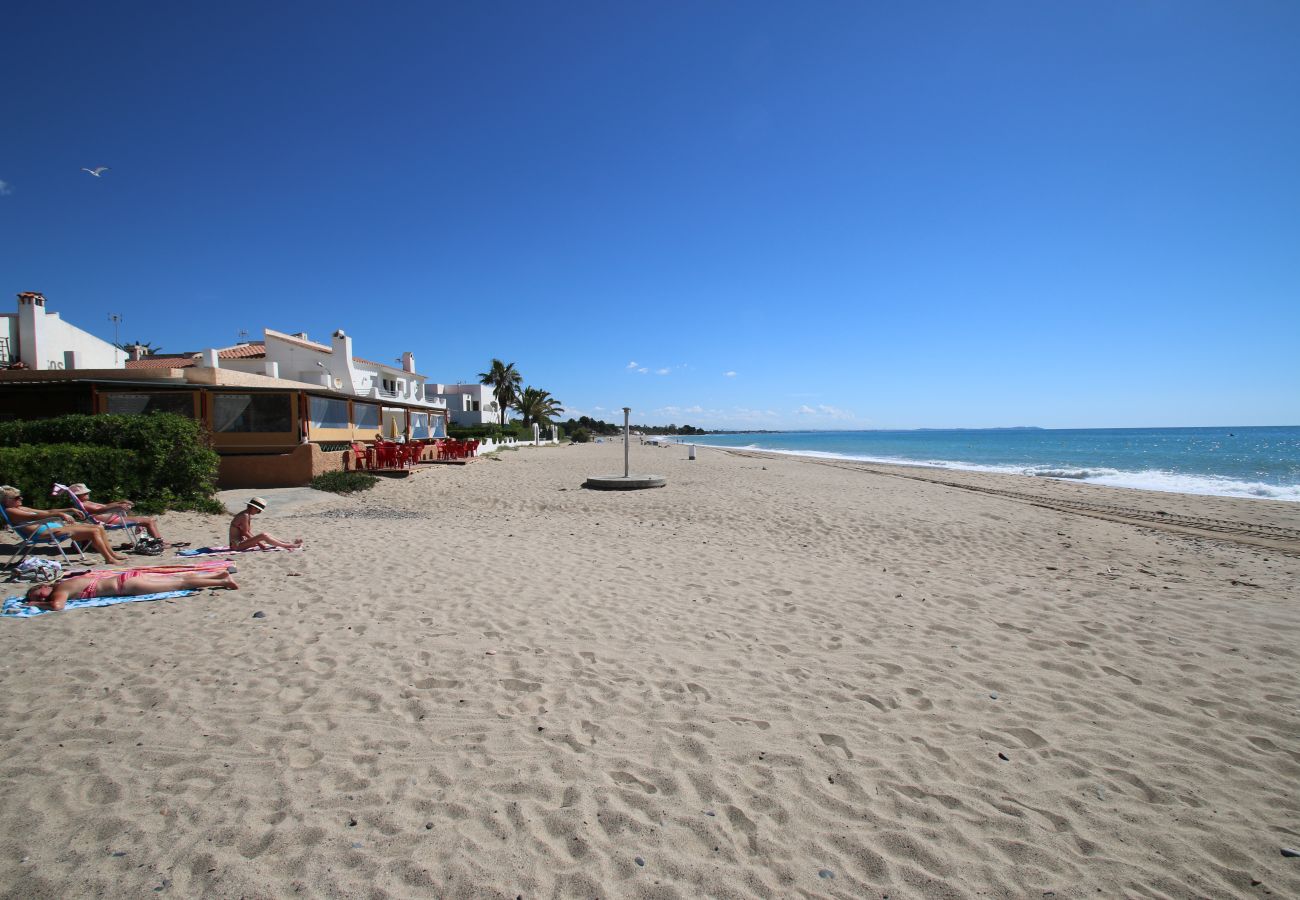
[349,442,369,471]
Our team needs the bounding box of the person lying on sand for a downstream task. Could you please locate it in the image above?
[24,567,240,611]
[67,483,166,543]
[1,485,129,565]
[229,497,303,551]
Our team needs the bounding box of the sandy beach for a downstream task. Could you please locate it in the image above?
[1,440,1297,899]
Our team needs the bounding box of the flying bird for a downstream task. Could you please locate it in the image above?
[81,166,110,177]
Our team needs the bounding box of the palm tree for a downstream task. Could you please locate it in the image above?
[114,340,162,356]
[478,359,522,426]
[515,386,564,427]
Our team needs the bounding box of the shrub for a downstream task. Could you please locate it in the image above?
[0,414,221,513]
[448,424,503,440]
[311,470,379,494]
[570,427,592,443]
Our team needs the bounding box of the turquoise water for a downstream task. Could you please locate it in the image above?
[685,427,1300,502]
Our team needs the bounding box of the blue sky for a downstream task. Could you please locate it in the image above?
[3,1,1297,429]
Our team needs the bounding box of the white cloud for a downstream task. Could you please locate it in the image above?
[655,368,670,375]
[0,180,11,196]
[724,370,737,377]
[626,361,638,369]
[796,404,856,420]
[652,405,781,425]
[637,367,648,374]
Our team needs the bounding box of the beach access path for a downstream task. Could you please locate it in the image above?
[0,440,1296,899]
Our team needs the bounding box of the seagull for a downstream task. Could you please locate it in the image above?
[81,166,110,177]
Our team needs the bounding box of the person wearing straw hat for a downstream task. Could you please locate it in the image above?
[228,497,304,551]
[67,483,166,544]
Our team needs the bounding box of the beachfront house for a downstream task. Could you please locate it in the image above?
[0,292,124,371]
[0,302,452,487]
[430,383,499,427]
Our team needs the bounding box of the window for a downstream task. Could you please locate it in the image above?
[353,402,379,430]
[104,392,195,417]
[411,412,430,439]
[308,396,350,430]
[213,393,293,433]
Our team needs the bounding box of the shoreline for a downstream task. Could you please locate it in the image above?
[672,438,1300,505]
[698,444,1300,545]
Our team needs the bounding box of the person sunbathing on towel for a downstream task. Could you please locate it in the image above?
[1,485,129,565]
[229,497,303,551]
[67,483,166,542]
[24,567,239,611]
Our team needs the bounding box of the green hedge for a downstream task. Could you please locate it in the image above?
[448,424,505,440]
[0,413,221,513]
[310,470,379,494]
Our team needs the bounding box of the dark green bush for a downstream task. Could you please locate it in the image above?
[310,470,379,494]
[0,413,221,513]
[448,424,504,440]
[570,427,591,443]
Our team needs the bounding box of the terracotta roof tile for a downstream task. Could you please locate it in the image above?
[220,342,266,359]
[125,356,196,369]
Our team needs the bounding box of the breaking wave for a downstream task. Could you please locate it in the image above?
[718,444,1300,502]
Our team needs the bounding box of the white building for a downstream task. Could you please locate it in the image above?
[431,382,499,426]
[1,292,123,370]
[125,327,449,438]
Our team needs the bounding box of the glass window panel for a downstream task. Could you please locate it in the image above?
[411,412,430,439]
[353,402,379,430]
[309,396,350,430]
[213,393,293,433]
[104,392,195,417]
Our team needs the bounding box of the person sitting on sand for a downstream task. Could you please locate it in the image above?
[24,567,240,612]
[1,485,129,565]
[67,483,166,543]
[229,497,303,551]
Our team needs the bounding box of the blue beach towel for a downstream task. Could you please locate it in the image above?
[2,590,197,618]
[177,546,295,557]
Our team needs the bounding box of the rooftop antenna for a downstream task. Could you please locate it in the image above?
[108,313,123,364]
[237,329,249,343]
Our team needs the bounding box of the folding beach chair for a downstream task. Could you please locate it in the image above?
[52,484,142,552]
[0,504,86,570]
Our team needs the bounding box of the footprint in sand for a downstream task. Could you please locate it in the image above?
[726,805,760,854]
[500,678,541,694]
[819,733,854,759]
[609,771,657,794]
[685,682,712,701]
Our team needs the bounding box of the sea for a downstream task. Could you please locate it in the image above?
[682,426,1300,502]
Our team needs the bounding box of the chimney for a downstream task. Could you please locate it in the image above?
[16,292,47,368]
[291,331,309,341]
[127,344,145,362]
[199,348,220,369]
[401,351,415,373]
[331,329,353,362]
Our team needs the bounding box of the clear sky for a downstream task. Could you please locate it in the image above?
[3,1,1297,429]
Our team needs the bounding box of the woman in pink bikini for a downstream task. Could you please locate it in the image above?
[24,566,239,611]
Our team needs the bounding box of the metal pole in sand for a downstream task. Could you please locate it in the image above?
[582,405,665,490]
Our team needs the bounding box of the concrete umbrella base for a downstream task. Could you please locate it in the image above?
[582,474,667,490]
